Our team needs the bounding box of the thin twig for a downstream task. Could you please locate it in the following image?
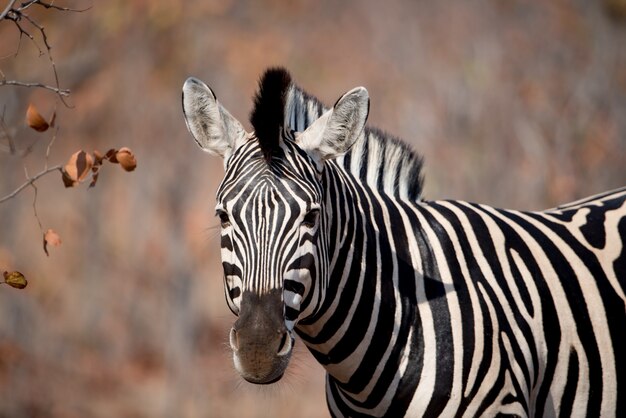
[20,0,92,13]
[16,0,44,12]
[0,24,24,59]
[45,126,58,169]
[30,182,43,232]
[0,0,17,20]
[0,164,63,204]
[0,105,16,154]
[19,12,71,107]
[0,79,70,96]
[9,18,43,56]
[0,1,83,107]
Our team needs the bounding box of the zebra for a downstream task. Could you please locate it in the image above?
[181,68,626,417]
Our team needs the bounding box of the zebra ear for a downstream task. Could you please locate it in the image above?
[182,77,247,160]
[297,86,369,163]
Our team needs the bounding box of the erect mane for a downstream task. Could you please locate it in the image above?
[283,78,425,201]
[250,68,292,161]
[249,67,425,200]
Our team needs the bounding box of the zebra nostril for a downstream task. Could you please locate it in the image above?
[229,328,239,352]
[276,332,292,356]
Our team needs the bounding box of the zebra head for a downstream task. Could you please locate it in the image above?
[182,70,369,384]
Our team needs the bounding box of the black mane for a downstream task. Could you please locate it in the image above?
[250,68,292,161]
[250,67,424,200]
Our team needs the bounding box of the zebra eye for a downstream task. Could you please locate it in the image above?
[302,208,320,228]
[216,210,231,228]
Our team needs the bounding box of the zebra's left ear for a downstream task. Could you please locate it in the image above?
[297,86,369,164]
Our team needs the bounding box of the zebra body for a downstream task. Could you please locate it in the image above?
[182,68,626,417]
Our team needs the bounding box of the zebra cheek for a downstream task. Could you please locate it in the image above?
[283,292,303,330]
[283,268,307,329]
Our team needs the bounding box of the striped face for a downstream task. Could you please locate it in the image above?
[217,137,324,327]
[182,73,369,384]
[217,138,326,384]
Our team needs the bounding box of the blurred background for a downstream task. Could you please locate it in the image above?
[1,0,625,417]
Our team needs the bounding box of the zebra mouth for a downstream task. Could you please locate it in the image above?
[234,353,291,385]
[243,372,285,385]
[231,328,294,385]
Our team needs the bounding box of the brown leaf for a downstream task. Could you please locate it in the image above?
[105,148,118,163]
[43,229,62,256]
[63,150,94,184]
[93,150,104,165]
[89,171,99,188]
[115,147,137,172]
[61,170,76,188]
[26,104,49,132]
[3,271,27,289]
[45,229,62,247]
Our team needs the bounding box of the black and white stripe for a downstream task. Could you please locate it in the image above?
[183,68,626,417]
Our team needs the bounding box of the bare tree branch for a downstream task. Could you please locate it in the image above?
[0,0,90,106]
[0,126,61,204]
[44,126,57,168]
[19,0,91,13]
[29,179,43,232]
[21,12,69,106]
[0,79,71,96]
[0,164,63,204]
[0,0,17,20]
[0,1,95,257]
[9,17,43,55]
[0,105,16,154]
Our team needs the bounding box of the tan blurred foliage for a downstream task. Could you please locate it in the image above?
[0,0,625,417]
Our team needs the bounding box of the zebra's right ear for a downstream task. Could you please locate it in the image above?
[182,77,247,161]
[297,86,369,165]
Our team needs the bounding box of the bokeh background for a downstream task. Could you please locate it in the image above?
[1,1,625,417]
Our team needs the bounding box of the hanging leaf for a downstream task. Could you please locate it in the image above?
[62,150,94,186]
[26,104,50,132]
[93,150,104,165]
[61,170,75,188]
[115,147,137,172]
[105,148,118,163]
[43,229,62,256]
[3,271,27,289]
[89,170,100,188]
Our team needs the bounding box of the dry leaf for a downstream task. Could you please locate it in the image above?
[105,148,118,163]
[115,147,137,171]
[43,229,62,256]
[61,170,75,188]
[26,104,49,132]
[63,150,94,185]
[93,150,104,165]
[44,229,62,246]
[89,171,99,188]
[3,271,27,289]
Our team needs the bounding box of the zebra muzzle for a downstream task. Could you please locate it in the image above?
[228,290,294,384]
[229,327,293,384]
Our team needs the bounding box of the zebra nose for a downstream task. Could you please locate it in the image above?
[229,327,239,352]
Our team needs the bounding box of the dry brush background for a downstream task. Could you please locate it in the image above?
[1,1,625,417]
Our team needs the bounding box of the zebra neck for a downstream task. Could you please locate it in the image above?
[286,85,424,201]
[336,127,424,201]
[296,161,426,393]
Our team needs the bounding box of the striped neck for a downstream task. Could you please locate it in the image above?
[295,155,425,415]
[285,84,425,202]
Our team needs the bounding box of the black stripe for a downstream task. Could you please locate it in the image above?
[559,349,579,418]
[500,210,604,417]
